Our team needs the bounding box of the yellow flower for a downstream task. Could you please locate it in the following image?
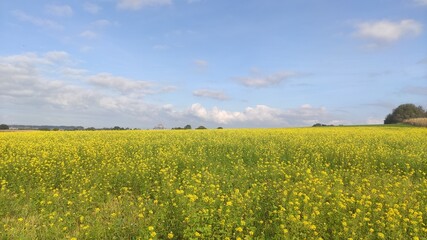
[148,226,154,231]
[150,232,157,237]
[176,189,184,194]
[235,227,243,232]
[378,232,385,239]
[167,232,174,239]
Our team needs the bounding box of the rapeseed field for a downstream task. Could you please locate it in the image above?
[0,127,426,239]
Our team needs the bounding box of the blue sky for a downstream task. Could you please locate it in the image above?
[1,0,426,128]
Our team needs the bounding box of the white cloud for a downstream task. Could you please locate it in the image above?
[235,70,298,88]
[44,51,69,62]
[45,4,73,17]
[80,30,97,39]
[178,103,329,126]
[193,89,229,100]
[12,10,63,30]
[0,52,174,115]
[61,67,88,77]
[1,51,341,128]
[0,53,94,109]
[87,73,154,94]
[84,2,101,14]
[117,0,172,10]
[354,19,422,43]
[414,0,427,6]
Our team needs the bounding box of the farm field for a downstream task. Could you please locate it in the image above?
[1,127,426,239]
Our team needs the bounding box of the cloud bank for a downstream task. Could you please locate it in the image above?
[1,51,342,128]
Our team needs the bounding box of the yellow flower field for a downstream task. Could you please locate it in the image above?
[1,126,426,239]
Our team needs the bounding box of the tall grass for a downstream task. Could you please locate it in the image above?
[403,118,427,127]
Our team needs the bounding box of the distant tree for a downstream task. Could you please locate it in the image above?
[86,127,96,131]
[112,126,124,130]
[0,124,9,130]
[184,124,192,130]
[196,126,207,130]
[384,104,426,124]
[217,127,223,129]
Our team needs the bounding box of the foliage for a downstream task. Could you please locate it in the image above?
[196,126,207,130]
[0,124,9,130]
[312,123,334,127]
[384,103,426,124]
[0,127,426,239]
[172,125,193,130]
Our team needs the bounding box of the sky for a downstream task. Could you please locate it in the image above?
[1,0,426,129]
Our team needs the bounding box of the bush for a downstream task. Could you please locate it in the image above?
[384,104,426,124]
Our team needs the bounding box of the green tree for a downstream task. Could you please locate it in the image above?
[384,103,426,124]
[184,124,192,130]
[196,126,207,130]
[0,124,9,130]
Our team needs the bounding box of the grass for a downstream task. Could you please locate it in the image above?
[0,126,426,239]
